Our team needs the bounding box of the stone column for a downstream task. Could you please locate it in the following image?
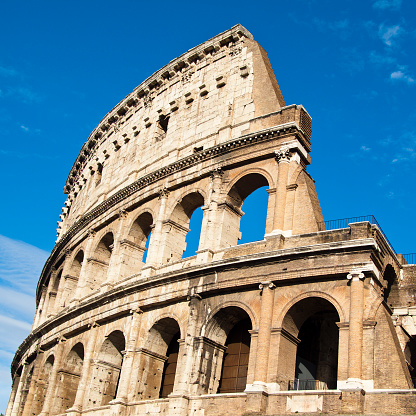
[43,268,57,319]
[273,148,292,233]
[144,188,169,270]
[9,362,30,416]
[197,169,223,262]
[102,209,128,290]
[253,281,276,389]
[21,350,44,416]
[5,375,20,416]
[174,293,202,395]
[55,249,72,309]
[32,286,47,329]
[346,270,365,387]
[39,338,66,416]
[111,309,142,404]
[66,323,100,416]
[72,230,96,302]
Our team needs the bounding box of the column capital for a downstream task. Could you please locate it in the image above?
[275,147,292,163]
[118,208,128,219]
[87,229,96,239]
[158,187,170,199]
[347,270,365,281]
[210,167,224,180]
[259,281,276,291]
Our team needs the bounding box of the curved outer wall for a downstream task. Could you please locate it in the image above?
[6,25,416,416]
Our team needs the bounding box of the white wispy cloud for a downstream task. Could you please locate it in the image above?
[19,124,41,134]
[312,18,351,39]
[0,66,18,77]
[373,0,402,10]
[0,86,42,104]
[378,24,402,46]
[369,50,396,65]
[0,234,48,295]
[390,68,415,84]
[0,235,48,412]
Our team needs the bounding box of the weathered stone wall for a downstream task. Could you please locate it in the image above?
[6,25,416,416]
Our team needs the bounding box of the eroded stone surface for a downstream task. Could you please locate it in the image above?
[6,24,416,416]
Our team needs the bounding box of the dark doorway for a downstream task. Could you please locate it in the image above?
[159,331,180,398]
[218,318,251,393]
[295,310,339,390]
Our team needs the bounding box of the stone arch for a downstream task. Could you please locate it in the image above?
[119,210,154,277]
[202,301,257,338]
[86,330,125,408]
[48,268,64,316]
[198,305,254,394]
[219,172,270,247]
[163,191,205,262]
[277,296,341,390]
[31,354,55,415]
[53,342,84,414]
[275,291,346,328]
[62,248,85,307]
[86,231,114,292]
[70,248,85,277]
[137,317,181,400]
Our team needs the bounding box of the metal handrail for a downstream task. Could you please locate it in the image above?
[403,253,416,265]
[288,379,337,390]
[318,215,396,254]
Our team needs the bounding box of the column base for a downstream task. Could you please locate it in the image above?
[265,229,292,237]
[244,385,269,415]
[338,378,374,390]
[108,399,127,416]
[245,381,280,394]
[66,406,82,416]
[196,249,214,263]
[141,265,156,278]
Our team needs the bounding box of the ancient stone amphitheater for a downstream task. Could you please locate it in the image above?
[6,25,416,416]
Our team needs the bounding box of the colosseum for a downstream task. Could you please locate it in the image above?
[6,24,416,416]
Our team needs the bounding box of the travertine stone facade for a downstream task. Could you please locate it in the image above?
[7,25,416,416]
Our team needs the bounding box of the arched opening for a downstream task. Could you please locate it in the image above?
[62,250,84,307]
[70,250,84,277]
[199,306,253,394]
[183,206,203,258]
[53,343,84,413]
[164,192,204,262]
[280,297,340,390]
[32,355,54,415]
[218,318,251,393]
[221,173,269,248]
[87,232,113,292]
[86,330,125,408]
[239,186,268,245]
[121,212,153,277]
[383,265,400,308]
[159,331,180,398]
[49,270,63,315]
[136,318,181,400]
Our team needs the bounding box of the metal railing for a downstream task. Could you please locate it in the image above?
[403,253,416,265]
[288,379,337,391]
[318,215,396,254]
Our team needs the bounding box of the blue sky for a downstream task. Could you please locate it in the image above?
[0,0,415,411]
